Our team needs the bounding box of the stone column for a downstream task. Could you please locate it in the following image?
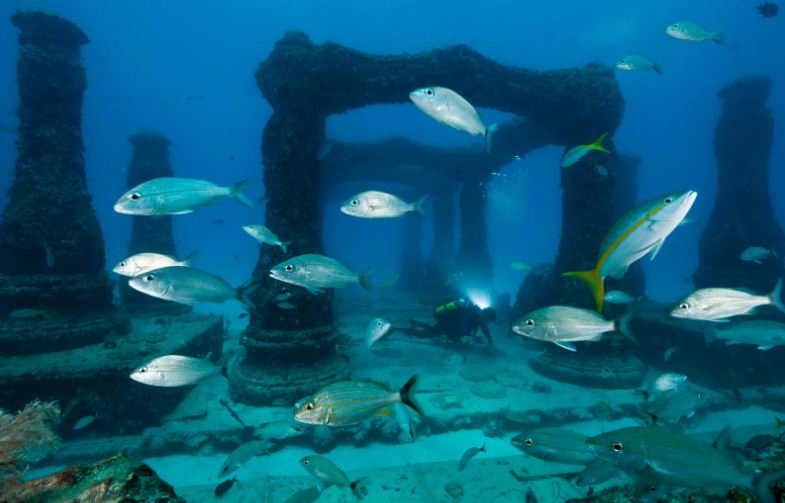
[118,133,190,315]
[424,189,457,291]
[457,172,493,288]
[0,11,124,355]
[398,209,425,292]
[694,77,785,290]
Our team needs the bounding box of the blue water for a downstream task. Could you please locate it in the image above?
[1,1,784,500]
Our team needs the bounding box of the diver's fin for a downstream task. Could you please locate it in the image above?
[769,278,784,314]
[399,374,425,417]
[589,131,611,154]
[227,179,254,208]
[563,267,605,313]
[484,123,498,153]
[554,341,576,352]
[412,195,428,215]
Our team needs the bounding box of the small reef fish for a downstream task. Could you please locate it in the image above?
[112,251,196,277]
[560,132,610,168]
[214,477,237,498]
[512,306,632,352]
[129,266,254,305]
[269,254,375,294]
[604,290,636,305]
[564,190,697,312]
[218,439,271,477]
[72,415,95,431]
[365,317,392,348]
[445,353,466,365]
[594,162,608,176]
[294,375,424,426]
[639,373,687,401]
[256,420,304,441]
[300,454,361,492]
[409,86,497,152]
[511,428,596,465]
[340,190,427,219]
[715,320,785,350]
[243,224,290,253]
[130,355,219,387]
[458,443,486,471]
[9,308,48,319]
[740,246,776,264]
[586,427,778,502]
[671,279,784,322]
[616,55,662,74]
[277,302,296,309]
[646,388,705,424]
[284,487,321,503]
[666,21,724,44]
[114,177,253,215]
[509,261,530,271]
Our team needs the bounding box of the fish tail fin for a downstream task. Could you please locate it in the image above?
[769,278,784,314]
[350,476,368,494]
[614,310,637,345]
[638,389,649,402]
[379,273,400,288]
[480,443,487,453]
[753,469,785,503]
[279,241,291,254]
[412,194,428,215]
[652,61,663,74]
[359,266,378,290]
[399,374,425,417]
[236,280,261,308]
[591,132,611,153]
[182,250,198,266]
[485,123,498,153]
[228,179,254,208]
[647,413,659,426]
[712,27,725,45]
[563,267,605,313]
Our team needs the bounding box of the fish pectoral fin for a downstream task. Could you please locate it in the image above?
[553,341,577,352]
[648,238,666,261]
[167,210,194,215]
[306,286,324,295]
[758,345,774,351]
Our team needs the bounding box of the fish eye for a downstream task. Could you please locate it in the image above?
[612,442,624,452]
[525,319,535,327]
[284,264,294,272]
[128,192,141,200]
[305,401,314,411]
[144,274,155,282]
[139,367,147,373]
[524,438,534,446]
[377,320,383,326]
[425,88,433,96]
[303,459,310,465]
[679,303,688,310]
[120,261,126,267]
[698,392,705,398]
[351,199,359,206]
[664,197,673,204]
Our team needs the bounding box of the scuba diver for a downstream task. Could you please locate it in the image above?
[398,298,497,349]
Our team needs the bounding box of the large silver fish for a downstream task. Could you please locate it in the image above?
[666,21,724,44]
[564,190,697,312]
[130,355,218,387]
[512,305,631,352]
[113,251,195,277]
[409,86,497,152]
[128,266,253,305]
[294,375,423,427]
[715,320,785,351]
[114,177,253,215]
[340,190,427,219]
[671,279,784,322]
[511,427,596,465]
[242,224,290,253]
[269,254,375,295]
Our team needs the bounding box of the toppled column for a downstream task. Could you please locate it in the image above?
[118,133,190,315]
[0,11,124,354]
[694,77,785,290]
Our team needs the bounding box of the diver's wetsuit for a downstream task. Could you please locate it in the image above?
[402,301,493,346]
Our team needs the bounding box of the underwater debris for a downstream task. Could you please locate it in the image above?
[0,400,60,485]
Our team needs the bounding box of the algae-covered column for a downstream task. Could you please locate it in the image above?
[398,210,425,291]
[0,11,123,354]
[694,77,785,290]
[119,133,190,315]
[424,188,457,291]
[457,171,493,288]
[230,36,348,405]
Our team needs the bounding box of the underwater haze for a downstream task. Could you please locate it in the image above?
[0,0,784,502]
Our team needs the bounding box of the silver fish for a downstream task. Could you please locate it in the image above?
[340,190,427,219]
[511,428,596,465]
[9,308,48,319]
[72,415,95,431]
[113,251,195,277]
[128,266,251,305]
[646,388,705,424]
[604,291,636,304]
[616,55,662,73]
[365,317,392,348]
[512,306,631,352]
[276,302,296,309]
[716,320,785,351]
[243,224,290,253]
[666,21,724,44]
[256,421,304,441]
[640,373,687,401]
[458,443,486,471]
[269,254,375,294]
[218,439,271,477]
[409,86,497,152]
[130,355,218,387]
[572,461,622,487]
[671,279,784,322]
[299,454,359,491]
[740,246,776,264]
[114,177,253,215]
[284,487,321,503]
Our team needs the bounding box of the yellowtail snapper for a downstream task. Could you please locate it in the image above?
[560,132,610,168]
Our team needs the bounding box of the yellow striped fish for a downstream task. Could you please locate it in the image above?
[564,190,697,313]
[294,375,424,426]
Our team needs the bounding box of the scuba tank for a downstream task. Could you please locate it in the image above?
[434,298,467,319]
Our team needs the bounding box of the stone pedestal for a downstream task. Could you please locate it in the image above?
[118,132,190,315]
[0,11,124,355]
[694,77,785,291]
